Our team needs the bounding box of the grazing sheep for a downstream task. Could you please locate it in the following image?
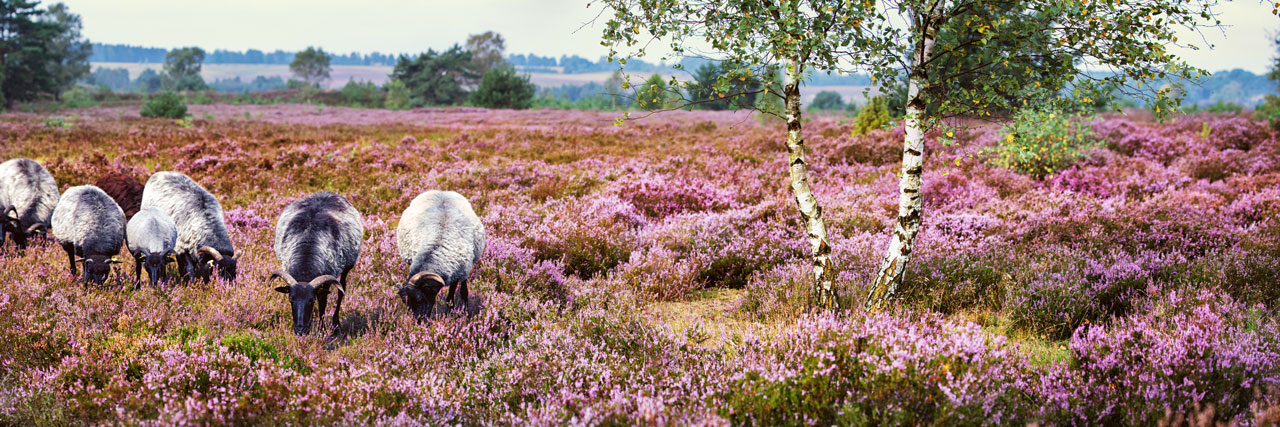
[140,171,237,282]
[270,192,363,335]
[94,169,144,219]
[51,185,125,285]
[0,158,59,250]
[395,190,485,320]
[127,207,177,288]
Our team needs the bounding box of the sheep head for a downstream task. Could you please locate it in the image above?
[398,271,445,322]
[196,246,237,282]
[270,270,342,335]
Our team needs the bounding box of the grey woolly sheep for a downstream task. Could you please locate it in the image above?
[139,171,237,282]
[127,207,177,288]
[51,185,125,285]
[270,191,363,335]
[0,158,59,250]
[395,190,485,321]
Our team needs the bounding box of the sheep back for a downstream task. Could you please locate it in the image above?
[127,207,177,256]
[140,171,233,257]
[94,169,144,219]
[0,158,59,230]
[273,192,363,283]
[51,185,125,256]
[396,190,485,285]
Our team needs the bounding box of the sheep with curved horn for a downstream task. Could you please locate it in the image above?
[269,269,342,336]
[0,158,59,250]
[140,171,237,282]
[270,192,363,335]
[396,190,485,321]
[51,185,125,285]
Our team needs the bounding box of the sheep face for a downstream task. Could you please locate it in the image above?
[276,283,323,335]
[270,272,340,335]
[3,215,44,249]
[194,246,237,282]
[80,256,120,284]
[141,252,174,287]
[399,272,445,322]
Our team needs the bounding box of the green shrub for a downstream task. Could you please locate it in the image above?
[809,90,845,111]
[470,65,536,110]
[851,96,891,135]
[340,80,383,107]
[1255,95,1280,130]
[185,91,213,105]
[383,79,411,110]
[60,86,97,109]
[989,108,1096,179]
[139,92,188,119]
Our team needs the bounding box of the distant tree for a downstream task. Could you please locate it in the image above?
[390,45,477,106]
[290,46,332,87]
[42,3,90,98]
[465,31,506,76]
[163,47,206,91]
[809,91,844,111]
[383,79,410,110]
[469,65,535,109]
[636,73,670,110]
[0,0,64,106]
[89,67,129,91]
[687,62,760,111]
[135,68,162,93]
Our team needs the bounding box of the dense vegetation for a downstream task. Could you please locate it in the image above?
[1,104,1279,424]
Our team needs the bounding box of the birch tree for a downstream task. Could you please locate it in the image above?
[596,0,865,309]
[597,0,1237,311]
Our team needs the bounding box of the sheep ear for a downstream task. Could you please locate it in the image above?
[274,285,290,294]
[75,257,87,264]
[107,257,123,265]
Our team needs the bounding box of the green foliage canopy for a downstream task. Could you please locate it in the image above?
[290,46,332,87]
[163,47,206,91]
[469,65,535,109]
[390,45,478,107]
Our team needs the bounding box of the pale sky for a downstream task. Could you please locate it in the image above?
[58,0,1280,74]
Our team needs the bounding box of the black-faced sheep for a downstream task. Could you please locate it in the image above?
[139,171,237,282]
[94,169,144,219]
[0,158,59,250]
[395,190,485,320]
[269,192,363,335]
[127,207,177,288]
[51,185,125,285]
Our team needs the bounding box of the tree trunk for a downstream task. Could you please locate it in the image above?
[783,60,839,310]
[864,18,937,311]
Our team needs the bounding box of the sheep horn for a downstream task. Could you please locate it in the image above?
[406,272,445,290]
[311,275,342,296]
[198,246,225,262]
[4,207,16,221]
[268,269,298,285]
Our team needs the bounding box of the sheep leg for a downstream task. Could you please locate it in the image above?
[458,279,470,309]
[444,282,457,310]
[330,288,344,331]
[176,254,190,282]
[62,243,76,276]
[134,256,143,288]
[315,291,328,332]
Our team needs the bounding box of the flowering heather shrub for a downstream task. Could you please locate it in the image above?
[726,313,1035,424]
[612,172,736,217]
[1037,290,1280,424]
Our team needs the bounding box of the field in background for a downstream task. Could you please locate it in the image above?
[90,62,870,104]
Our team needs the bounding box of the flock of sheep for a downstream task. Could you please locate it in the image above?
[0,158,485,335]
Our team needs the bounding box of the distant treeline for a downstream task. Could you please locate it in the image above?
[91,43,398,66]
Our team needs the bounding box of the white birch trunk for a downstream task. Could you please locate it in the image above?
[864,14,938,311]
[783,60,839,310]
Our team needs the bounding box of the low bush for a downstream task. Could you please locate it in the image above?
[139,92,188,119]
[989,108,1097,179]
